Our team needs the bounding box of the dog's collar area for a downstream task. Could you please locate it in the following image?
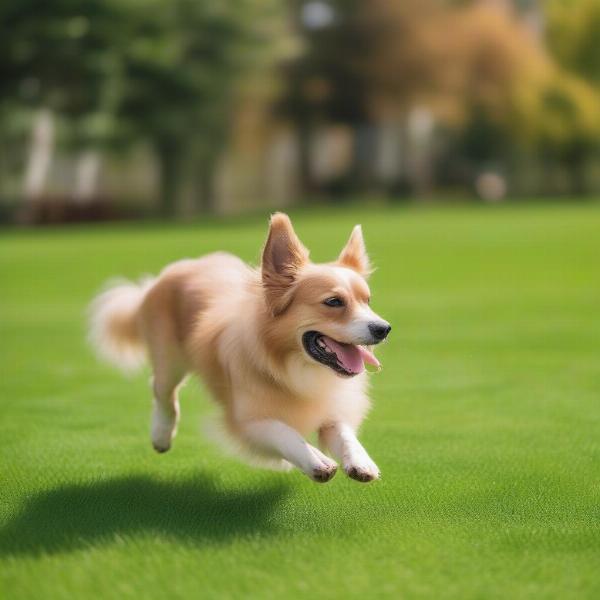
[302,330,359,377]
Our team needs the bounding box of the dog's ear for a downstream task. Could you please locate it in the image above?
[338,225,371,277]
[262,213,309,315]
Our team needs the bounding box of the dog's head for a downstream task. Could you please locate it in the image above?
[261,213,390,378]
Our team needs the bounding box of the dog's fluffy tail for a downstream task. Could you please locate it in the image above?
[88,277,154,373]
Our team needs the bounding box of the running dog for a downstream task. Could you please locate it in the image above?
[89,213,391,483]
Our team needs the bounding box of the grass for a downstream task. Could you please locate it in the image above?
[1,202,599,599]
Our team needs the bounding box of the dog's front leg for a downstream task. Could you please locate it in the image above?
[320,423,380,483]
[241,419,338,483]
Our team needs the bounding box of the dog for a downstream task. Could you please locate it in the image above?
[89,213,391,483]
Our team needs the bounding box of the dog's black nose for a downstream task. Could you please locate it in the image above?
[368,322,391,341]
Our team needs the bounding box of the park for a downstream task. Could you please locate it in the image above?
[2,202,599,598]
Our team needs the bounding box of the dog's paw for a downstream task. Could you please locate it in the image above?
[152,439,171,453]
[151,428,174,453]
[305,446,338,483]
[310,461,338,483]
[151,407,178,454]
[151,420,176,453]
[345,461,380,483]
[151,422,173,452]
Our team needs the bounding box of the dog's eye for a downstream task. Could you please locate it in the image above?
[323,297,344,307]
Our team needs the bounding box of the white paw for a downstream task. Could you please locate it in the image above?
[345,459,380,483]
[151,408,178,453]
[310,460,338,483]
[307,448,338,483]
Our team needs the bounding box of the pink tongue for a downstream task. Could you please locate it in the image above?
[322,336,381,374]
[358,345,381,369]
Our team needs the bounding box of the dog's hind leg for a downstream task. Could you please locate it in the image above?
[138,281,190,453]
[151,369,185,453]
[147,333,187,453]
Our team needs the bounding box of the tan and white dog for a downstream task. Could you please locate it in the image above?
[89,213,391,483]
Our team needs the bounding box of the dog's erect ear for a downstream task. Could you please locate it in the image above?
[262,213,309,315]
[337,225,371,277]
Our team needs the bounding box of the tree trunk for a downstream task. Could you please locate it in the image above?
[156,141,182,217]
[194,156,216,214]
[74,151,101,204]
[297,124,316,196]
[352,123,379,192]
[24,108,54,202]
[568,145,587,196]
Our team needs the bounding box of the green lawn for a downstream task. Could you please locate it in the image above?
[1,202,599,599]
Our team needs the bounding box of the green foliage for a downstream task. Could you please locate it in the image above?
[113,1,260,212]
[281,1,600,195]
[279,0,370,124]
[0,0,122,116]
[0,0,270,211]
[547,0,600,85]
[116,1,251,144]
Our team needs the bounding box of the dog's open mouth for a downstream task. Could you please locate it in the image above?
[302,331,380,377]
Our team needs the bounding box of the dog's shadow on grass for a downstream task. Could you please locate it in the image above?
[0,474,289,557]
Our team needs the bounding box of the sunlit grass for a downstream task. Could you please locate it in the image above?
[1,202,600,599]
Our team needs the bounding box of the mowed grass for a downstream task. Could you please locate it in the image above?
[1,202,600,599]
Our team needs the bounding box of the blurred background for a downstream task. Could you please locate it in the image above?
[2,5,600,596]
[1,0,599,224]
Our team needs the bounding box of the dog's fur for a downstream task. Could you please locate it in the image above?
[89,213,390,483]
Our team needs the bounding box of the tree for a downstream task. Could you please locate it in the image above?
[280,0,600,195]
[0,0,269,215]
[113,0,261,215]
[0,0,121,117]
[278,0,373,192]
[546,0,600,85]
[0,0,123,202]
